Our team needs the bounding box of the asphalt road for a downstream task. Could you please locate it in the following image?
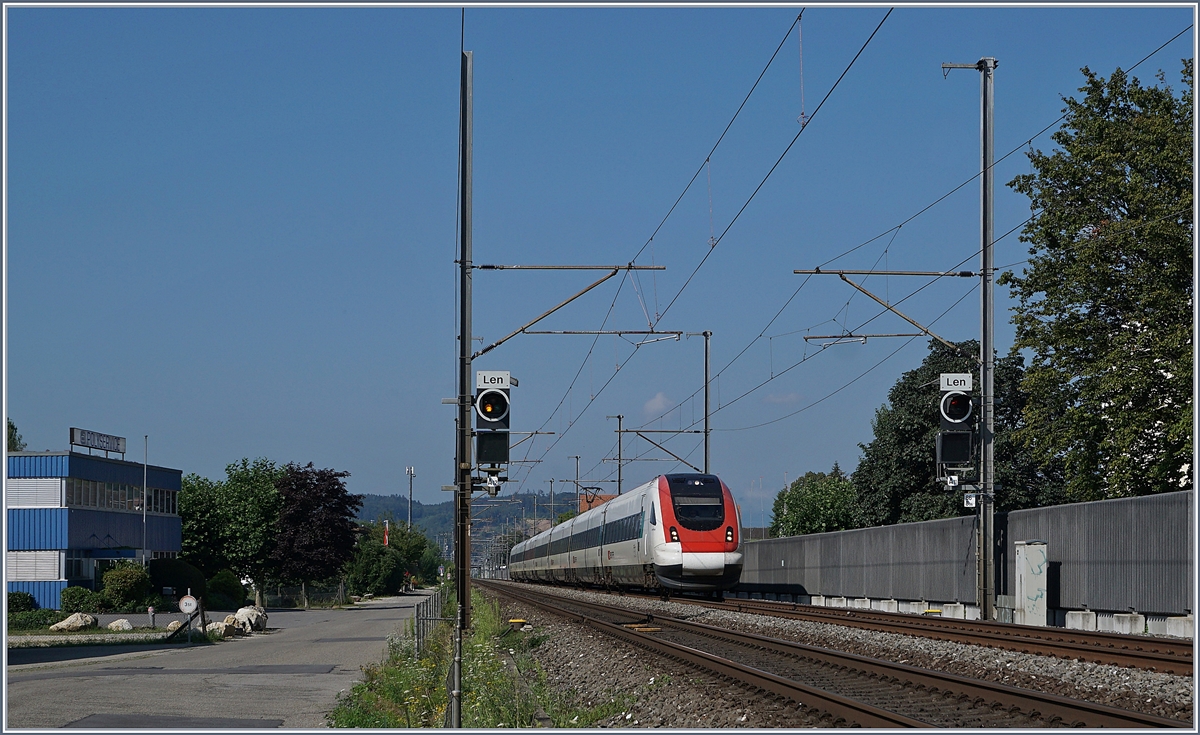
[6,593,427,729]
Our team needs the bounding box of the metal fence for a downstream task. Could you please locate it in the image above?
[261,582,346,609]
[412,588,449,658]
[737,490,1193,616]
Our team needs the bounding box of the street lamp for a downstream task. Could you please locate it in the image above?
[405,466,415,531]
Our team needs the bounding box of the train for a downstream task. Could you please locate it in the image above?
[508,472,743,595]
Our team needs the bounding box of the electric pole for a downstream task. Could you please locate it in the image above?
[943,56,997,621]
[607,415,624,494]
[451,47,473,731]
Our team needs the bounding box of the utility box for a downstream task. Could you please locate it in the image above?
[1014,540,1049,626]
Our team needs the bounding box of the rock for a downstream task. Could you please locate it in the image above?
[234,605,268,633]
[206,621,236,638]
[166,620,183,632]
[107,618,133,631]
[50,612,96,632]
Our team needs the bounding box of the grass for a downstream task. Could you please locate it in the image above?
[328,588,640,728]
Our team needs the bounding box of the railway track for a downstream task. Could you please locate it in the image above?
[479,580,1191,728]
[660,594,1193,676]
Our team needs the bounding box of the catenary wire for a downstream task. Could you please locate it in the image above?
[654,8,894,327]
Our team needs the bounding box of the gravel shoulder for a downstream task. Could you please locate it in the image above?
[487,583,1194,727]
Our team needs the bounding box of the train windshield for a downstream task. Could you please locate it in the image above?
[666,474,724,531]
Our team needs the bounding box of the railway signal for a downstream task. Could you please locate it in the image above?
[937,373,976,469]
[475,370,513,469]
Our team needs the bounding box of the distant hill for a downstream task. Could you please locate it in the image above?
[356,491,571,543]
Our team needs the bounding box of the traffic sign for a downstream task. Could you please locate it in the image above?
[179,595,198,614]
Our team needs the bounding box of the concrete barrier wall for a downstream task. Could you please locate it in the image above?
[738,515,977,603]
[737,490,1193,616]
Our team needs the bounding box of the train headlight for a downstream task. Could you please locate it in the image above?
[725,526,734,543]
[669,526,679,542]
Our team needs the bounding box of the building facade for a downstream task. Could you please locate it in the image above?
[6,451,182,609]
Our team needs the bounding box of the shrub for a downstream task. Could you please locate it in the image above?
[59,586,105,613]
[148,558,206,601]
[7,591,37,613]
[9,609,69,630]
[207,569,247,607]
[101,562,151,607]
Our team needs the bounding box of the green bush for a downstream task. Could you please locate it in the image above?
[101,562,151,607]
[59,586,106,613]
[148,558,205,601]
[207,569,247,607]
[7,591,37,613]
[9,609,69,630]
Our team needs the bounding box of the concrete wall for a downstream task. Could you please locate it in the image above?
[737,491,1193,617]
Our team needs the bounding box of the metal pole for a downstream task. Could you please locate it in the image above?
[703,331,711,473]
[547,479,555,525]
[142,435,147,566]
[617,415,623,494]
[456,49,474,643]
[572,455,580,515]
[407,466,415,531]
[980,57,997,623]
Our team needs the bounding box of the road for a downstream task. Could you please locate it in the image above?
[6,593,426,728]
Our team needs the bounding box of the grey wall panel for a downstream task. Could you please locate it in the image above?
[1005,491,1192,615]
[740,491,1192,615]
[738,515,977,602]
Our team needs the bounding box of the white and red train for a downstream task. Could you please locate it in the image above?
[508,473,743,594]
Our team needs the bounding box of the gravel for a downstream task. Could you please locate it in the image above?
[486,583,1194,727]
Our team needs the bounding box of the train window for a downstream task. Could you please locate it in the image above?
[666,474,724,531]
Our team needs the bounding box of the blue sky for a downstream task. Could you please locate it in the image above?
[4,4,1193,522]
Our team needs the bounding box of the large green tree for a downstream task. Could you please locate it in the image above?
[852,340,1062,527]
[268,463,363,595]
[1002,62,1193,501]
[179,458,283,604]
[770,463,861,537]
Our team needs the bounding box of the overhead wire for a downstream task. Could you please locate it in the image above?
[654,8,894,327]
[632,22,1193,434]
[511,19,1192,491]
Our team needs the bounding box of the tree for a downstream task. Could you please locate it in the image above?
[344,521,433,596]
[268,463,363,603]
[178,458,283,604]
[770,463,861,537]
[8,418,26,452]
[1002,61,1193,502]
[852,340,1061,528]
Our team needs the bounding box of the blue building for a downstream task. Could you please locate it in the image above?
[6,451,182,610]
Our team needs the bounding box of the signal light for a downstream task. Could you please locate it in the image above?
[476,388,510,429]
[725,526,734,542]
[940,390,973,429]
[669,526,679,542]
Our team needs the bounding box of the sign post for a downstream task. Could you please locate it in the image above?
[180,592,198,644]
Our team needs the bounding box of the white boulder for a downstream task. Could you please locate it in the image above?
[233,605,268,633]
[107,618,133,631]
[166,620,184,632]
[50,612,97,632]
[206,621,237,638]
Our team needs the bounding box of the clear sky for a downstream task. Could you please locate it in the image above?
[4,4,1194,522]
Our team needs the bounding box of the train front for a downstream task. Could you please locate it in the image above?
[652,473,743,591]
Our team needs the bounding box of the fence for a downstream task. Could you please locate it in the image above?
[261,582,346,609]
[412,588,450,658]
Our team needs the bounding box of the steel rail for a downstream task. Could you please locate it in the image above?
[477,581,930,728]
[711,597,1193,676]
[655,606,1191,728]
[483,581,1191,729]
